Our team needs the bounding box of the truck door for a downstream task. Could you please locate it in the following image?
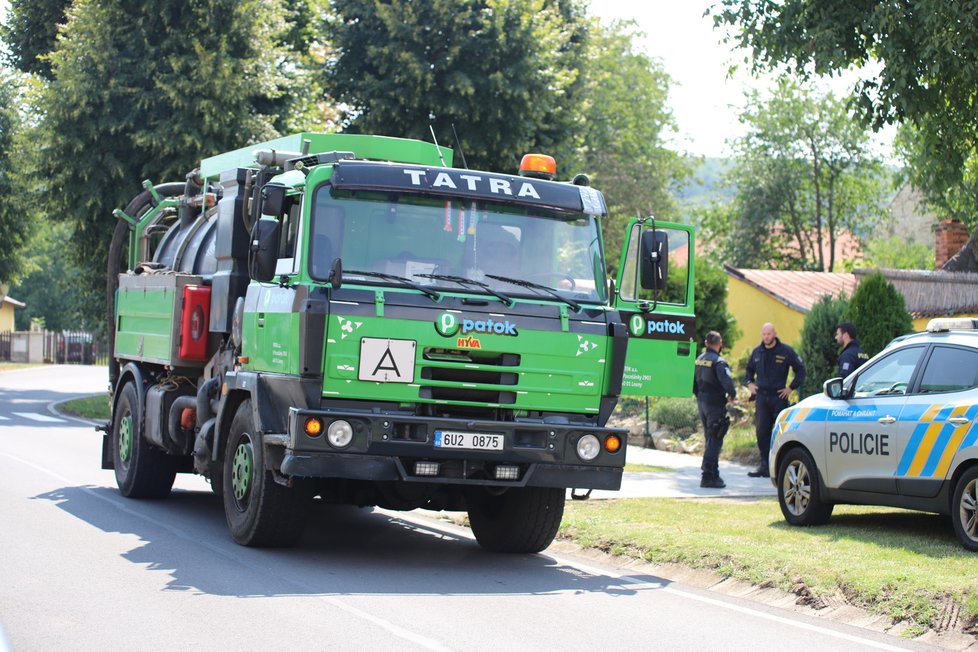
[614,219,695,397]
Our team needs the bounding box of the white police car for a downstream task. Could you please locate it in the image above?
[770,318,978,550]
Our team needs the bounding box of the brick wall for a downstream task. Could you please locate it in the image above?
[936,219,970,269]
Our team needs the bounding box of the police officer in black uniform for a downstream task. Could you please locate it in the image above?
[835,322,869,378]
[745,322,805,478]
[693,331,736,489]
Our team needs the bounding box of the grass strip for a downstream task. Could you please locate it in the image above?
[60,394,110,420]
[623,463,675,473]
[561,497,977,633]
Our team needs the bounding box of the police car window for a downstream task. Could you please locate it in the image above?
[852,346,924,398]
[919,346,978,394]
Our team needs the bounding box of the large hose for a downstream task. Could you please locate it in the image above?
[105,182,185,387]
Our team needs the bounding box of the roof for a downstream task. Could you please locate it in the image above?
[853,268,978,318]
[724,266,856,313]
[2,295,25,309]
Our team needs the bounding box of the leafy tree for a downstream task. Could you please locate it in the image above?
[0,69,35,289]
[324,0,588,174]
[0,0,71,79]
[799,293,849,397]
[843,272,913,358]
[858,235,934,271]
[693,256,740,354]
[34,0,297,326]
[700,78,886,271]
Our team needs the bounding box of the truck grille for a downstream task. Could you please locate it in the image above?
[420,347,520,405]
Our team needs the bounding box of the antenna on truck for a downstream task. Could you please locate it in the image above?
[451,123,468,169]
[429,124,448,167]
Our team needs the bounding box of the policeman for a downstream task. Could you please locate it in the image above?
[835,322,869,378]
[745,322,805,478]
[693,331,736,489]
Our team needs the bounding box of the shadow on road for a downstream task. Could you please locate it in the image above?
[35,484,671,599]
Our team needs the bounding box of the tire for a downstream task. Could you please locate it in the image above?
[467,486,565,553]
[951,466,978,551]
[777,447,833,526]
[222,400,306,547]
[112,380,176,498]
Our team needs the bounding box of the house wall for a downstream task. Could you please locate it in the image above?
[726,277,806,362]
[911,313,978,332]
[0,302,14,332]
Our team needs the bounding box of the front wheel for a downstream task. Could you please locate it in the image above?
[222,400,306,547]
[777,448,833,526]
[952,467,978,551]
[112,380,176,498]
[467,486,564,553]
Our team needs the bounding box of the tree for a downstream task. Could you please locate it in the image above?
[324,0,588,174]
[693,256,740,354]
[712,1,978,261]
[844,272,913,358]
[858,235,934,271]
[33,0,297,326]
[700,78,886,271]
[0,0,71,79]
[0,69,36,289]
[799,293,849,397]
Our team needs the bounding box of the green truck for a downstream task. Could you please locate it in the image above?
[103,132,695,553]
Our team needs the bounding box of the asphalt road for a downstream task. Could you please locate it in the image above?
[0,366,943,652]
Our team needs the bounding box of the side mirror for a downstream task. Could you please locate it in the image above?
[639,229,668,290]
[250,219,280,282]
[261,184,288,217]
[823,377,844,400]
[328,258,343,290]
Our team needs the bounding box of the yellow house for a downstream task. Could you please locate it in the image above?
[1,295,25,332]
[724,266,978,361]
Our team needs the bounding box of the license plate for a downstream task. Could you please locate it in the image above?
[433,430,504,451]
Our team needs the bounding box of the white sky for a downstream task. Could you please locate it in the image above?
[589,0,895,160]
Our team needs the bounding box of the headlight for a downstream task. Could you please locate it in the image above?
[327,419,354,448]
[576,434,600,461]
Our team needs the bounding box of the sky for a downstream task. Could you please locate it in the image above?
[589,1,895,161]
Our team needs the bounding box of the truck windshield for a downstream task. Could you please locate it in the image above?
[309,186,607,303]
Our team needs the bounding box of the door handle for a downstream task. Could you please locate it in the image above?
[877,415,896,425]
[949,416,971,426]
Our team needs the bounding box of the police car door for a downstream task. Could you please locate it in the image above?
[896,344,978,498]
[826,345,926,494]
[614,219,695,397]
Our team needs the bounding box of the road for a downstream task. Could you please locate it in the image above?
[0,366,943,652]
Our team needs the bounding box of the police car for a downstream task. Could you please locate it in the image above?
[770,318,978,550]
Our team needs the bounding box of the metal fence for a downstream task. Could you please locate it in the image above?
[0,330,109,365]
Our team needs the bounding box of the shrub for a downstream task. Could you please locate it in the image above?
[694,256,741,353]
[649,396,699,436]
[799,293,849,397]
[844,271,913,357]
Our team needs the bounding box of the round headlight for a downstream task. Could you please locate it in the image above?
[327,420,354,448]
[576,434,600,461]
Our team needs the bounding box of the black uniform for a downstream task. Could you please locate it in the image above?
[693,348,737,482]
[838,340,869,378]
[745,338,805,474]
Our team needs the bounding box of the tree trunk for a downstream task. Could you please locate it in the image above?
[942,227,978,272]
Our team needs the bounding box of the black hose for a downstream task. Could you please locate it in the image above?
[168,395,198,450]
[196,376,220,427]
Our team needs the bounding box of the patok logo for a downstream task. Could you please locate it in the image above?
[435,312,519,337]
[628,314,646,337]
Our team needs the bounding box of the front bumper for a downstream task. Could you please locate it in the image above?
[279,407,626,490]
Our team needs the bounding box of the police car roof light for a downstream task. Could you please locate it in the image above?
[926,318,978,332]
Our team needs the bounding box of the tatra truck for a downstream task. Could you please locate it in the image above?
[102,132,695,553]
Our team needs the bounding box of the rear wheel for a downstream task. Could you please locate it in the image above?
[952,467,978,551]
[222,400,306,547]
[777,448,833,526]
[467,486,564,553]
[112,380,176,498]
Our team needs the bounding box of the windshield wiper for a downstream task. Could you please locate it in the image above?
[415,273,514,307]
[344,269,441,301]
[485,274,580,312]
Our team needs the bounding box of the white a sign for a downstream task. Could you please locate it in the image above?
[358,338,416,383]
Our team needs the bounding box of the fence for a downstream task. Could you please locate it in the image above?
[0,330,110,366]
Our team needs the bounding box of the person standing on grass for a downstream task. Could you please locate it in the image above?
[693,331,736,489]
[745,322,805,478]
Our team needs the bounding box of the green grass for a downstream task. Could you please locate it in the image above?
[624,463,675,473]
[561,497,978,632]
[0,362,42,372]
[60,394,110,420]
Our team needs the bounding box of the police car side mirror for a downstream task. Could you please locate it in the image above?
[823,377,844,400]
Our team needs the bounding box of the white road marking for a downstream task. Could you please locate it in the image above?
[0,415,8,421]
[12,412,64,423]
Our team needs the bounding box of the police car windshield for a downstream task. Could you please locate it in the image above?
[309,188,607,303]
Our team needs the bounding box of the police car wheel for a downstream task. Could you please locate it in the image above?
[951,467,978,551]
[777,448,833,526]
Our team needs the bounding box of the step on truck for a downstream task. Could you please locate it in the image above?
[103,132,696,553]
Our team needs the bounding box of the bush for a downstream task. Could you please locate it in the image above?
[694,256,741,353]
[844,271,913,357]
[649,396,699,436]
[799,293,849,397]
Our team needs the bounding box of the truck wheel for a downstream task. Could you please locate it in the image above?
[222,400,306,547]
[951,466,978,551]
[467,486,564,553]
[112,381,176,498]
[777,447,833,526]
